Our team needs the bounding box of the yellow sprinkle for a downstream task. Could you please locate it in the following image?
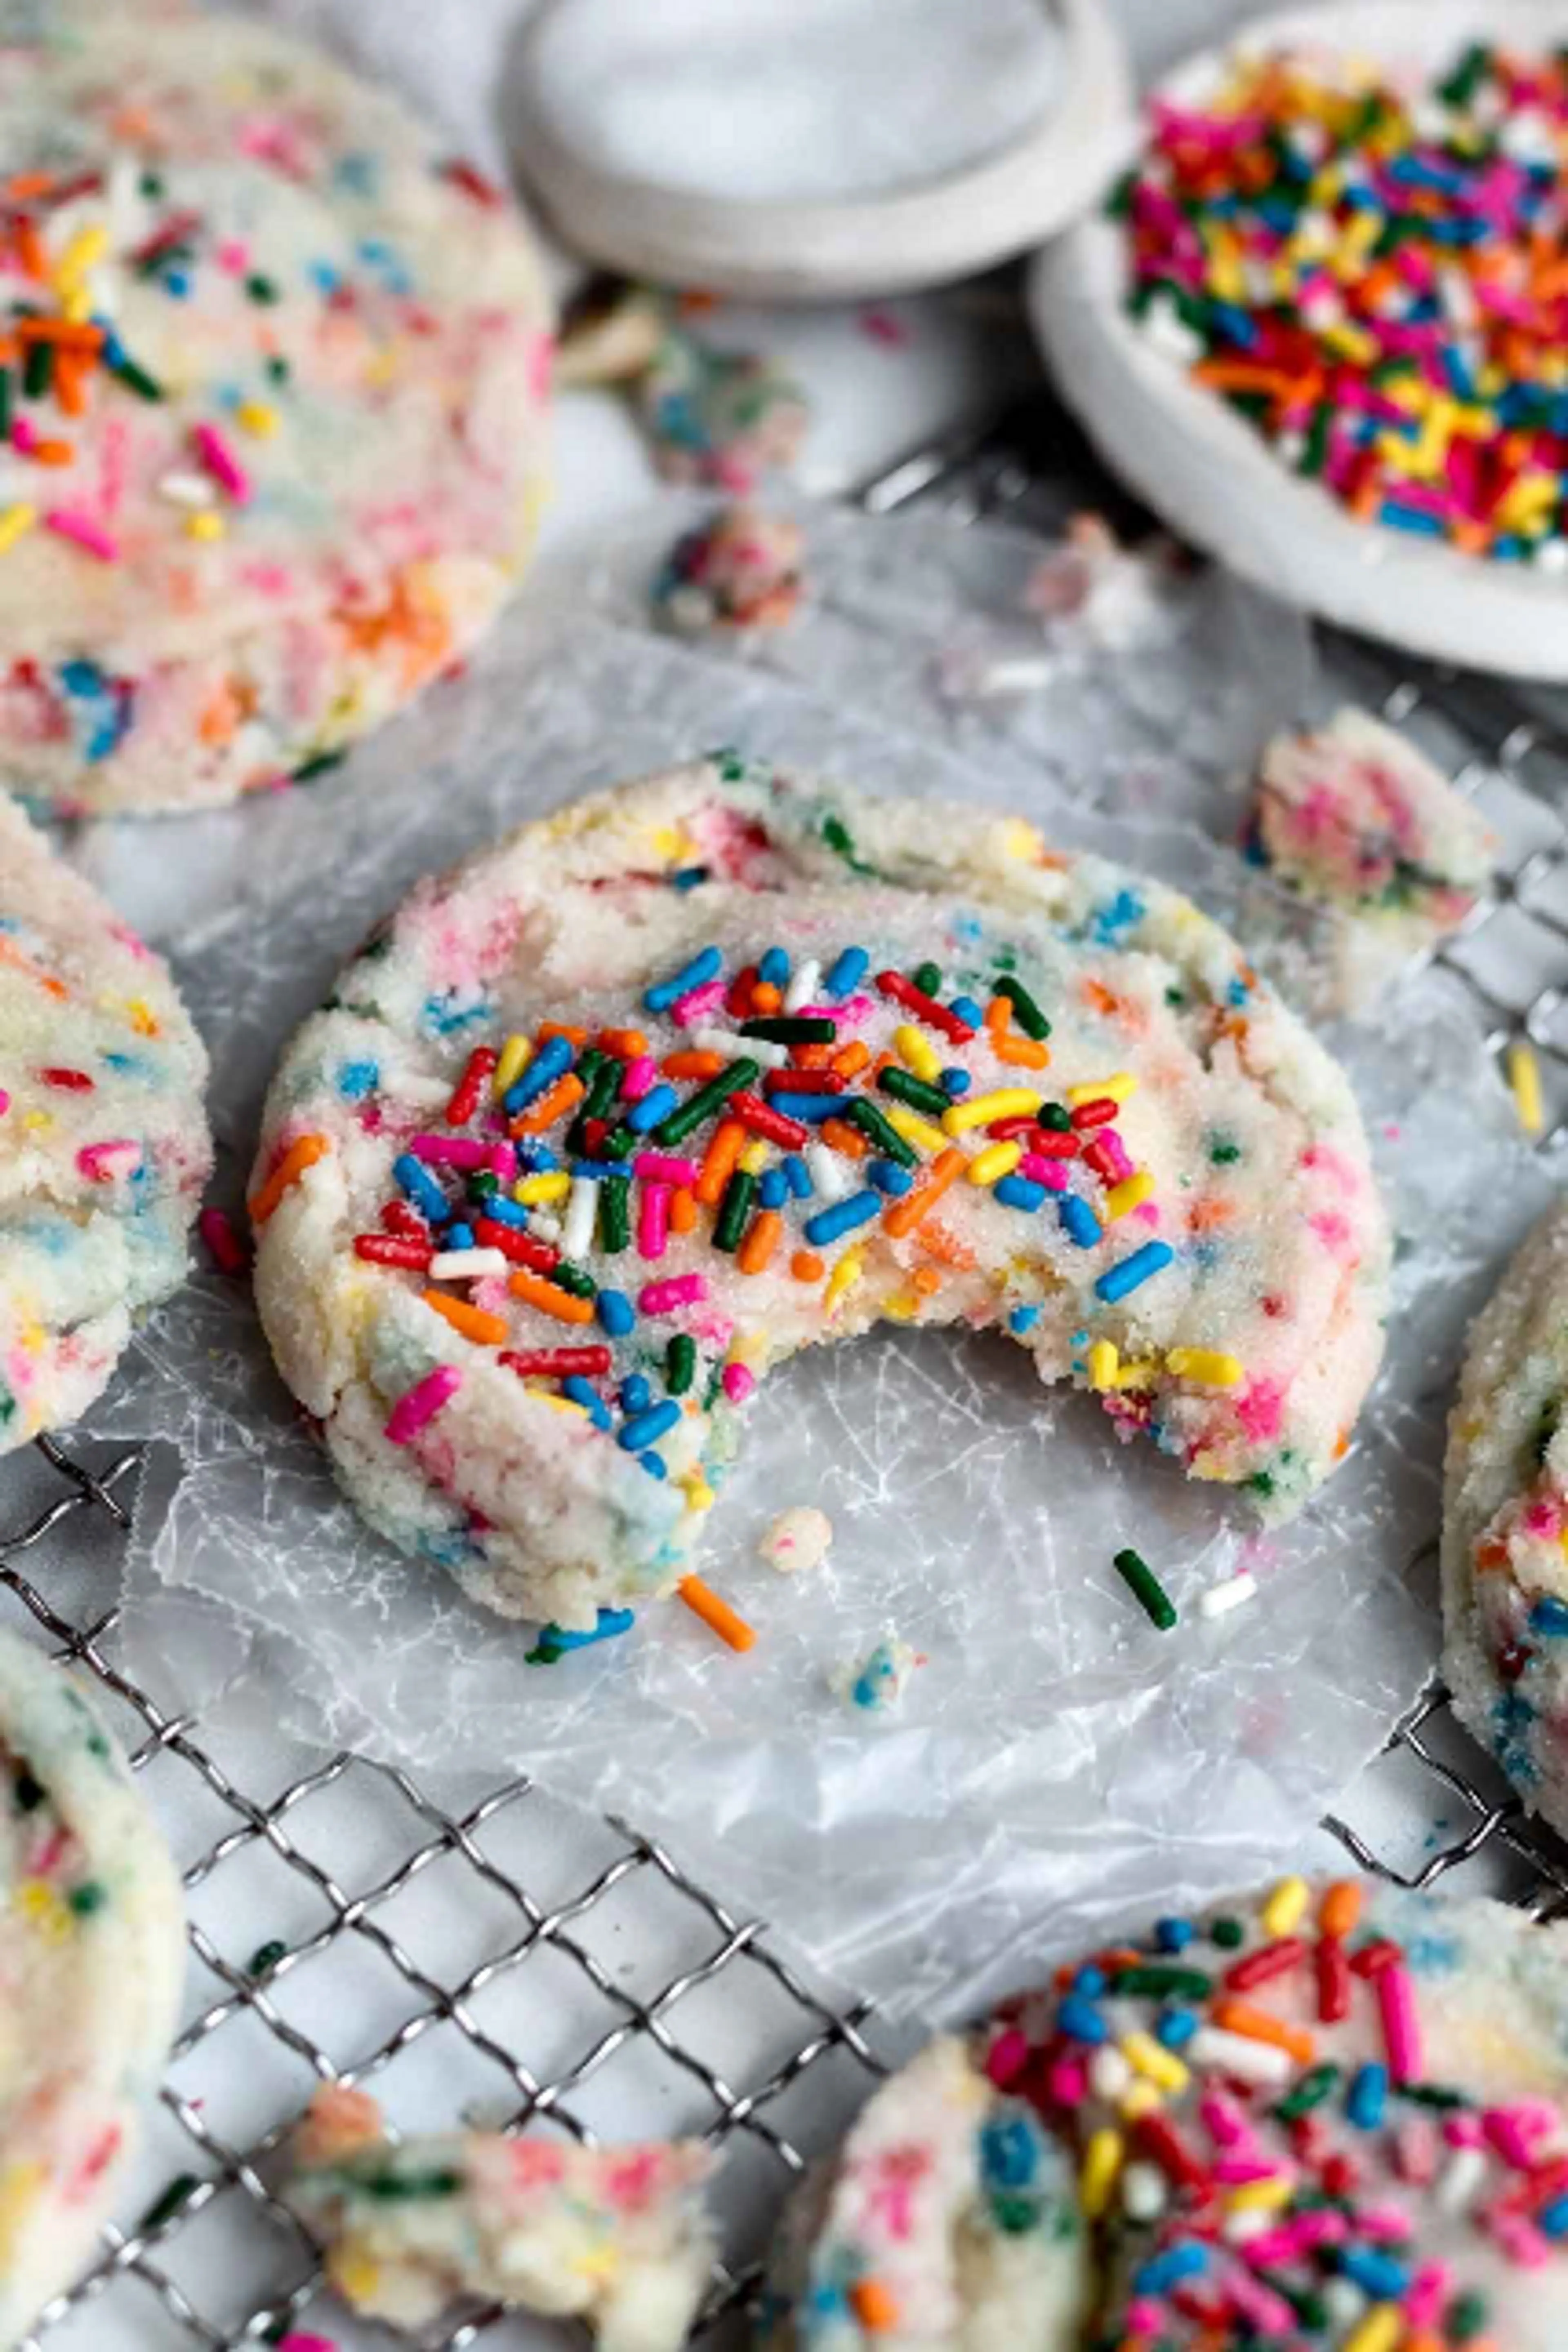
[1087,1339,1119,1392]
[738,1138,769,1177]
[534,1390,588,1418]
[883,1292,920,1321]
[515,1171,570,1205]
[650,823,695,863]
[682,1477,716,1512]
[1342,2310,1403,2352]
[1116,1359,1159,1389]
[1120,2031,1189,2094]
[1260,1874,1311,1938]
[235,399,279,437]
[1066,1074,1136,1107]
[0,2162,45,2267]
[1508,1040,1545,1137]
[127,997,159,1037]
[826,1251,863,1306]
[15,1879,73,1944]
[21,1109,49,1131]
[1078,2128,1124,2221]
[493,1034,532,1098]
[942,1087,1041,1137]
[893,1023,941,1082]
[1000,817,1042,862]
[55,223,107,286]
[0,503,36,555]
[1227,2176,1296,2214]
[1118,2079,1163,2120]
[883,1104,947,1156]
[1165,1347,1244,1390]
[967,1140,1022,1187]
[1105,1172,1155,1221]
[185,511,225,541]
[327,2246,383,2305]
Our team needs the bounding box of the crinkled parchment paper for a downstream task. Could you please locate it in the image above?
[69,500,1555,2024]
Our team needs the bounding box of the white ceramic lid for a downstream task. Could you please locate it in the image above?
[1031,0,1568,682]
[508,0,1131,302]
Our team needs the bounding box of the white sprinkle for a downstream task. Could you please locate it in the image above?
[1198,1571,1258,1620]
[1120,2160,1167,2223]
[402,1074,458,1108]
[428,1248,508,1281]
[806,1140,852,1203]
[757,1504,833,1576]
[783,957,821,1014]
[561,1175,598,1261]
[1187,2028,1292,2088]
[1089,2045,1132,2101]
[1321,2279,1366,2329]
[691,1025,788,1070]
[157,471,216,509]
[530,1212,563,1244]
[1223,2209,1271,2245]
[1437,2144,1489,2216]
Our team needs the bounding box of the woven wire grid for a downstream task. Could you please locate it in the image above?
[12,390,1568,2350]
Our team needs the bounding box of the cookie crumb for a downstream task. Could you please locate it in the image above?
[758,1504,833,1576]
[833,1633,922,1716]
[653,504,803,637]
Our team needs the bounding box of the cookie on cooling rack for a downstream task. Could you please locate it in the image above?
[289,2085,714,2350]
[1443,1196,1568,1838]
[0,2,551,816]
[249,756,1389,1635]
[760,1873,1568,2348]
[0,1624,185,2344]
[0,793,210,1450]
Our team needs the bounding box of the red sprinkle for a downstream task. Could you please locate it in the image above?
[1315,1936,1352,2024]
[39,1066,94,1090]
[1134,2111,1211,2195]
[730,1089,808,1148]
[1070,1097,1118,1129]
[441,157,504,207]
[765,1069,848,1095]
[1025,1127,1082,1158]
[500,1346,613,1377]
[445,1045,497,1128]
[1083,1135,1124,1183]
[354,1234,434,1270]
[875,970,976,1043]
[1224,1937,1307,1993]
[198,1206,249,1274]
[1351,1938,1401,1980]
[380,1198,429,1240]
[727,964,760,1017]
[472,1215,560,1274]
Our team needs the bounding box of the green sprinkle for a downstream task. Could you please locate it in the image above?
[601,1123,638,1160]
[713,1167,757,1253]
[654,1058,757,1147]
[245,272,280,303]
[362,2167,463,2200]
[1267,2281,1328,2329]
[467,1172,499,1203]
[847,1097,915,1166]
[741,1016,835,1044]
[1245,1470,1275,1499]
[1210,1915,1245,1951]
[293,748,347,783]
[1402,2082,1467,2110]
[1209,1137,1241,1165]
[878,1067,951,1119]
[140,2173,200,2232]
[109,352,164,402]
[1273,2062,1341,2121]
[821,813,873,874]
[1446,2291,1490,2343]
[266,354,291,384]
[1038,1102,1072,1132]
[989,2192,1041,2236]
[666,1333,696,1395]
[599,1174,630,1254]
[0,366,11,441]
[525,1639,564,1666]
[248,1938,287,1976]
[13,1768,45,1812]
[550,1263,596,1300]
[995,976,1050,1039]
[67,1880,106,1916]
[139,170,165,199]
[911,961,942,996]
[1109,1965,1213,2000]
[1111,1547,1177,1632]
[22,338,51,400]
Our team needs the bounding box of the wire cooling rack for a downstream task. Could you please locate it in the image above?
[13,387,1568,2352]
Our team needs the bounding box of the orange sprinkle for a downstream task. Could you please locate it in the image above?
[510,1072,584,1136]
[249,1133,330,1224]
[738,1208,782,1275]
[1082,978,1118,1017]
[791,1041,834,1069]
[13,218,47,281]
[598,1027,647,1058]
[53,354,86,417]
[1186,1197,1235,1234]
[507,1270,595,1325]
[697,1117,745,1206]
[993,1036,1050,1069]
[14,317,104,351]
[28,437,75,466]
[1319,1881,1362,1941]
[663,1050,723,1081]
[820,1116,868,1159]
[832,1039,871,1079]
[421,1290,507,1346]
[750,980,782,1013]
[918,1218,976,1270]
[791,1250,824,1282]
[912,1265,942,1295]
[984,995,1011,1033]
[1212,2000,1314,2065]
[537,1021,588,1048]
[4,171,54,201]
[677,1573,756,1653]
[883,1144,964,1238]
[848,2281,900,2331]
[669,1185,697,1235]
[198,680,244,746]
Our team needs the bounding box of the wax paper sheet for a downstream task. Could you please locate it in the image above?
[67,498,1555,2026]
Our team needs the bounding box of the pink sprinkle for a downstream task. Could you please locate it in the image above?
[800,996,873,1023]
[859,305,910,347]
[199,1206,249,1274]
[385,1364,462,1445]
[215,238,250,274]
[1443,2113,1486,2149]
[638,1180,670,1261]
[639,1274,706,1314]
[1490,2209,1552,2267]
[76,1139,140,1183]
[722,1361,755,1404]
[670,979,725,1025]
[1213,2157,1279,2184]
[1018,1153,1069,1191]
[1124,2303,1163,2339]
[408,1133,489,1168]
[1357,2205,1415,2241]
[1377,1962,1422,2088]
[1095,1129,1135,1181]
[11,416,35,453]
[45,507,118,561]
[1394,2120,1439,2185]
[1486,2105,1553,2170]
[1402,2263,1452,2328]
[0,1090,9,1114]
[634,1153,699,1185]
[1225,2275,1294,2336]
[193,421,252,505]
[488,1141,517,1180]
[620,1055,657,1102]
[1200,2092,1254,2152]
[984,2027,1029,2089]
[1047,2058,1085,2105]
[277,2338,338,2352]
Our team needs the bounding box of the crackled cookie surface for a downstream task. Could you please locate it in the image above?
[0,4,551,816]
[251,760,1389,1634]
[0,793,209,1448]
[290,2085,714,2352]
[0,1626,185,2346]
[1443,1198,1568,1837]
[761,1876,1568,2349]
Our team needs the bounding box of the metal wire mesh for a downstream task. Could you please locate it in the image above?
[11,386,1568,2350]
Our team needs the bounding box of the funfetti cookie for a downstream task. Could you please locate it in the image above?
[0,6,552,817]
[0,1626,185,2346]
[0,793,209,1449]
[251,760,1389,1638]
[760,1875,1568,2350]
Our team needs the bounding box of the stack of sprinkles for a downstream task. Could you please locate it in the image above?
[1116,41,1568,562]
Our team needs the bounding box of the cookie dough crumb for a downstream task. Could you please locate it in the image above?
[833,1633,923,1716]
[757,1504,833,1576]
[555,276,667,388]
[1022,513,1185,653]
[653,504,804,637]
[639,323,808,490]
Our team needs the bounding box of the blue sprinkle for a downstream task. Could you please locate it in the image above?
[867,1158,913,1196]
[1074,1967,1106,1996]
[1096,1240,1174,1303]
[644,945,722,1013]
[979,2117,1040,2192]
[1379,499,1446,537]
[618,1401,682,1452]
[1337,2248,1408,2301]
[561,1377,612,1430]
[994,1175,1046,1213]
[161,267,192,299]
[443,1223,475,1252]
[639,1452,668,1480]
[516,1142,559,1173]
[619,1374,651,1414]
[1089,887,1145,945]
[597,1288,635,1337]
[581,1159,634,1180]
[939,1068,970,1097]
[1156,1917,1194,1952]
[336,1059,379,1100]
[625,1083,679,1134]
[1540,2193,1568,2238]
[481,1192,531,1229]
[503,1034,572,1114]
[1058,1193,1102,1249]
[949,995,984,1028]
[758,947,790,987]
[802,1192,881,1247]
[1009,1304,1041,1334]
[1346,2061,1387,2131]
[670,864,710,892]
[782,1153,813,1199]
[1225,976,1250,1007]
[549,1605,633,1645]
[1056,1994,1108,2045]
[774,1094,851,1123]
[1157,2007,1199,2050]
[308,258,342,292]
[1530,1596,1568,1637]
[393,1154,450,1227]
[825,946,868,1000]
[758,1167,789,1210]
[1134,2243,1208,2296]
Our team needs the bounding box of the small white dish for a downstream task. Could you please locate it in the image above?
[1031,0,1568,681]
[509,0,1130,302]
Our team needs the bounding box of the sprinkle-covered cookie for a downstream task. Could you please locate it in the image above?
[0,792,209,1450]
[290,2085,714,2352]
[0,1625,185,2344]
[250,760,1389,1636]
[0,5,551,816]
[762,1875,1568,2348]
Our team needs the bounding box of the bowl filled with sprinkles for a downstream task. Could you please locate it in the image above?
[1031,2,1568,677]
